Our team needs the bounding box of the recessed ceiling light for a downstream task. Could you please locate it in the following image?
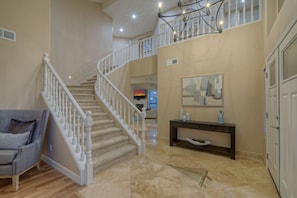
[132,14,136,19]
[120,28,124,32]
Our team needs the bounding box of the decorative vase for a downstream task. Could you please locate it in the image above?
[218,110,224,124]
[186,113,190,121]
[179,108,184,120]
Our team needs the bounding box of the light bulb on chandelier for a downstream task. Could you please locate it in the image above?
[158,0,225,42]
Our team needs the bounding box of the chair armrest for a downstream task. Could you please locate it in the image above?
[12,140,41,175]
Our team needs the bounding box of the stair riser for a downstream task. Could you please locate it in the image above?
[77,101,98,106]
[73,95,96,100]
[92,131,122,142]
[92,123,115,131]
[70,90,94,94]
[81,108,103,114]
[81,82,95,86]
[68,86,93,90]
[92,114,109,120]
[93,149,137,174]
[92,139,129,156]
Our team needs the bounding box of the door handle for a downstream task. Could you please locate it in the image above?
[271,126,280,130]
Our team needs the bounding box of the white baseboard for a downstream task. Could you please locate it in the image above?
[41,154,83,185]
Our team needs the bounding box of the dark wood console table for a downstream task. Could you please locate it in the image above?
[170,119,236,159]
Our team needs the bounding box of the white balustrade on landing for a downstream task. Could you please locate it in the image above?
[159,0,261,42]
[94,0,262,155]
[42,53,93,185]
[96,59,146,154]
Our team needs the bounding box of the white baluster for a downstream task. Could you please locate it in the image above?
[141,107,146,154]
[85,111,93,185]
[72,109,77,144]
[64,97,68,130]
[80,121,85,161]
[61,91,65,125]
[76,114,81,153]
[68,103,72,137]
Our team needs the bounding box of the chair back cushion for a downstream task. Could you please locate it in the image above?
[8,119,36,144]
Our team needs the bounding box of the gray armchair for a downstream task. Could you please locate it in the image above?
[0,109,49,191]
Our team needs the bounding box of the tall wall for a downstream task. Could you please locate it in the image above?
[158,22,265,156]
[50,0,113,85]
[264,0,297,56]
[0,0,50,109]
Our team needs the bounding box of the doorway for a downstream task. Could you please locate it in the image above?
[265,20,297,198]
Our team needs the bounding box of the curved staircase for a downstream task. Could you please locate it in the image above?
[68,76,137,174]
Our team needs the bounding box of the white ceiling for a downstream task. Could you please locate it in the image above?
[90,0,178,38]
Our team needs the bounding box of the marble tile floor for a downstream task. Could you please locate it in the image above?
[77,119,279,198]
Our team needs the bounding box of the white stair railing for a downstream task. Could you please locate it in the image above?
[96,61,146,154]
[102,1,262,74]
[42,54,93,185]
[95,0,261,155]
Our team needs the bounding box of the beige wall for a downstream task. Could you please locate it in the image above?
[158,22,265,156]
[0,0,50,109]
[265,1,297,56]
[107,63,132,99]
[130,56,157,77]
[50,0,113,85]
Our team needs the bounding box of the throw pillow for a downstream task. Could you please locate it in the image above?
[0,131,30,149]
[8,119,36,144]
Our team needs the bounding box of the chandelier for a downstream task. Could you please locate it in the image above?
[158,0,225,42]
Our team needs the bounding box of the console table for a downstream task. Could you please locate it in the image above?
[170,119,236,159]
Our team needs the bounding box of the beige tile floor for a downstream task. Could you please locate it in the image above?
[77,119,279,198]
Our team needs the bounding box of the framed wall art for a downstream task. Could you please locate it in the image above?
[182,73,223,106]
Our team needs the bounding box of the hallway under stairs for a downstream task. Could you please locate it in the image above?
[68,76,137,174]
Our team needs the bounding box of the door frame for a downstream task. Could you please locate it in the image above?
[264,48,280,191]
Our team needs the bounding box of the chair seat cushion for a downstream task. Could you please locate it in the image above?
[0,150,18,165]
[0,132,30,149]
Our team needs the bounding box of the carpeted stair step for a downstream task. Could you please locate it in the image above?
[93,144,137,174]
[92,135,130,156]
[92,119,115,130]
[81,81,96,86]
[92,127,122,141]
[76,99,98,106]
[71,93,95,100]
[81,106,103,113]
[68,88,94,94]
[91,112,109,120]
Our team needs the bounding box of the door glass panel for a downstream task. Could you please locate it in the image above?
[269,60,276,86]
[283,37,297,80]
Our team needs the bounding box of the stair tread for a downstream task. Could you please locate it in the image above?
[92,127,121,136]
[93,119,114,125]
[92,135,129,150]
[72,93,94,96]
[68,85,93,88]
[93,144,136,165]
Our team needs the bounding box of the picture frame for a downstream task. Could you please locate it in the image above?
[182,73,223,106]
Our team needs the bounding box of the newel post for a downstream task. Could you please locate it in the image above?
[141,107,146,154]
[85,111,93,185]
[43,53,49,96]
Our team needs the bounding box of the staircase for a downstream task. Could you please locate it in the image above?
[68,76,137,174]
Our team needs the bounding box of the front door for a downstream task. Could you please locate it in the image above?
[279,21,297,198]
[266,49,280,190]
